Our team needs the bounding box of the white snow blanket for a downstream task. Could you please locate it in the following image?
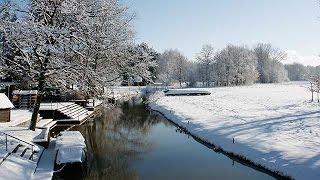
[0,154,37,180]
[0,93,14,109]
[0,127,43,152]
[55,131,85,149]
[0,110,33,127]
[149,81,320,180]
[55,131,86,165]
[56,146,85,165]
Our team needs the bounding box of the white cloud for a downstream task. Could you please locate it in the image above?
[283,50,320,67]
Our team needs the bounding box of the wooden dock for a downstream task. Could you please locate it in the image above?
[39,101,103,125]
[164,89,211,96]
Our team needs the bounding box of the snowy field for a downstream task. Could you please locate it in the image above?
[149,81,320,180]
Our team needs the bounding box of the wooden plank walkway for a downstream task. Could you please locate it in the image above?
[33,139,56,180]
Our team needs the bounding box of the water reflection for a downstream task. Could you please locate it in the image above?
[56,98,275,180]
[73,99,168,180]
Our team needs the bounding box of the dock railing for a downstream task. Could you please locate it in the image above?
[0,131,35,160]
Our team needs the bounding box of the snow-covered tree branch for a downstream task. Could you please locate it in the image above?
[0,0,154,130]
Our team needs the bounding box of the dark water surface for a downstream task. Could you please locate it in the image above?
[59,99,275,180]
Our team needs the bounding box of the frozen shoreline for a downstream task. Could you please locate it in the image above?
[149,82,320,180]
[150,108,290,179]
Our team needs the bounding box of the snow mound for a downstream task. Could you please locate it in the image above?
[55,131,86,165]
[56,146,85,165]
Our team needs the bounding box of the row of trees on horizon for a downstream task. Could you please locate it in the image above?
[155,43,287,87]
[154,44,320,87]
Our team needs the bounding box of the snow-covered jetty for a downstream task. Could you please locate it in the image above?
[164,89,211,96]
[39,101,102,125]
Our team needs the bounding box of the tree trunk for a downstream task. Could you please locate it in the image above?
[29,50,50,131]
[29,71,45,131]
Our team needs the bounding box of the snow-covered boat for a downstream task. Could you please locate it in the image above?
[54,131,86,172]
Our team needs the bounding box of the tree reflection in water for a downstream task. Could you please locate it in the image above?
[73,98,167,180]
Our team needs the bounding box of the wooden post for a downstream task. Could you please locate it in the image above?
[31,146,33,160]
[311,82,314,102]
[7,85,10,98]
[317,80,319,103]
[5,135,7,151]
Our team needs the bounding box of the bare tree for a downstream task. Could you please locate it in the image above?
[196,44,216,87]
[215,45,258,86]
[253,43,288,83]
[157,49,188,87]
[284,63,307,81]
[309,77,316,102]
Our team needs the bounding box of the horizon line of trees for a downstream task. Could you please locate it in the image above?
[155,43,289,87]
[285,63,320,102]
[284,63,320,81]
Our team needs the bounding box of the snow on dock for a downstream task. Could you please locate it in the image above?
[164,89,211,96]
[55,131,86,165]
[33,140,57,180]
[36,119,56,129]
[40,102,92,125]
[0,127,46,180]
[0,127,45,145]
[1,109,55,128]
[0,154,37,180]
[149,81,320,180]
[39,102,74,111]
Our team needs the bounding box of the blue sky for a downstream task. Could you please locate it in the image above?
[127,0,320,65]
[3,0,320,65]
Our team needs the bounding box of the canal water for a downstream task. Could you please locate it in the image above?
[57,99,275,180]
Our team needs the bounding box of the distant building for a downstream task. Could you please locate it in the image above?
[12,90,38,109]
[121,76,146,86]
[0,93,14,122]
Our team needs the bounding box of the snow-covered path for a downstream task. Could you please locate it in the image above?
[149,82,320,180]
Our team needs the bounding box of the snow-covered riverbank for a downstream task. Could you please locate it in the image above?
[149,81,320,180]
